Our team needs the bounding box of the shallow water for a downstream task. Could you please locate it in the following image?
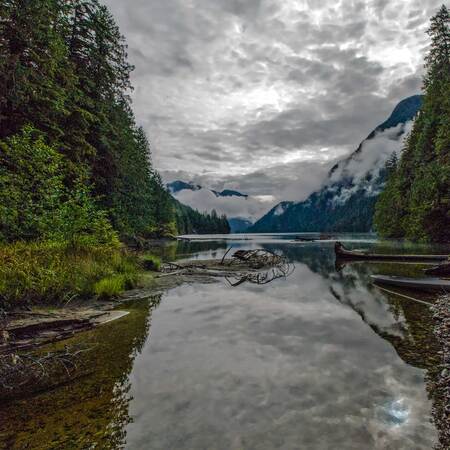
[1,234,448,449]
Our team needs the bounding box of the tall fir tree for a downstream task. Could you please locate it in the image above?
[375,5,450,242]
[0,0,229,243]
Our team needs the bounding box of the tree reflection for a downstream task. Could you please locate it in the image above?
[0,295,160,450]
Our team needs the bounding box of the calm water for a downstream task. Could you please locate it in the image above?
[1,233,448,449]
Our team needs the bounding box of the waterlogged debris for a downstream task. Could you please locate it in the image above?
[224,249,294,286]
[0,309,129,354]
[372,275,450,292]
[229,249,286,269]
[158,248,295,287]
[335,241,449,262]
[0,344,92,400]
[425,261,450,277]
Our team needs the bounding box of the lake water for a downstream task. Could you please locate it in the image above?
[1,233,448,449]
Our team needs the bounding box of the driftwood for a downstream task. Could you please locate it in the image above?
[0,344,92,392]
[228,249,285,269]
[425,261,450,277]
[159,249,295,287]
[371,275,450,292]
[335,241,449,262]
[225,264,295,287]
[294,235,333,242]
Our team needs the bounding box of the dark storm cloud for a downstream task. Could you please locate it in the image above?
[103,0,442,209]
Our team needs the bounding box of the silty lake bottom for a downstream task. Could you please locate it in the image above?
[1,233,449,450]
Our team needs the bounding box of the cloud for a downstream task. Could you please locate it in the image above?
[172,188,269,221]
[328,120,413,205]
[103,0,442,206]
[331,120,413,184]
[162,158,332,219]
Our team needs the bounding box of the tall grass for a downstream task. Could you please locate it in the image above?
[0,241,140,309]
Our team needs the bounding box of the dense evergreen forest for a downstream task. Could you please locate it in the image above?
[0,0,228,244]
[374,5,450,242]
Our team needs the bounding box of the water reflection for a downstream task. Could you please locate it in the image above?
[0,235,447,449]
[0,296,160,449]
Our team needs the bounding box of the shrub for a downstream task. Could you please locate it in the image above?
[141,254,161,271]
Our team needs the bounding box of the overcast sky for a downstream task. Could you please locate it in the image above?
[104,0,441,205]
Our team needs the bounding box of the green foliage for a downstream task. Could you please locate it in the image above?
[0,241,139,308]
[94,275,130,299]
[0,127,119,246]
[0,0,231,309]
[0,127,64,241]
[0,0,197,245]
[375,5,450,242]
[141,254,161,272]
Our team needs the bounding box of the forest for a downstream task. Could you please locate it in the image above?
[374,5,450,242]
[0,0,228,307]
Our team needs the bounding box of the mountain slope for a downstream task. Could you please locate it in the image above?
[249,95,423,233]
[228,217,253,232]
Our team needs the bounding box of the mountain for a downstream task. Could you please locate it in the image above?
[212,189,248,198]
[167,181,247,199]
[249,95,423,233]
[228,217,253,233]
[166,180,255,230]
[167,180,201,194]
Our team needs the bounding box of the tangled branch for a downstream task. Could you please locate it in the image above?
[0,345,92,391]
[159,248,295,287]
[225,249,286,269]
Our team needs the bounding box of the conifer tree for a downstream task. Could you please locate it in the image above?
[375,5,450,242]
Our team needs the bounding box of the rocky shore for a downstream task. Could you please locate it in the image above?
[430,294,450,450]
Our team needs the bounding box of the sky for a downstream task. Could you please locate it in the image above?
[103,0,442,217]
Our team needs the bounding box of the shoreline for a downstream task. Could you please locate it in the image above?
[1,257,275,355]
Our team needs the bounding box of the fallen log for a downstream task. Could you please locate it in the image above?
[371,275,450,292]
[335,241,449,262]
[424,261,450,277]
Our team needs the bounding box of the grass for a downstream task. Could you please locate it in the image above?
[141,254,161,272]
[0,241,141,309]
[94,275,129,299]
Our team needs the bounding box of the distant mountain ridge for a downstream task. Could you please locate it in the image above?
[167,180,248,198]
[212,189,248,198]
[228,217,253,232]
[167,180,201,194]
[166,180,252,232]
[249,95,423,233]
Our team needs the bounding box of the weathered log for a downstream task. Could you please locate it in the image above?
[335,241,449,262]
[425,262,450,277]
